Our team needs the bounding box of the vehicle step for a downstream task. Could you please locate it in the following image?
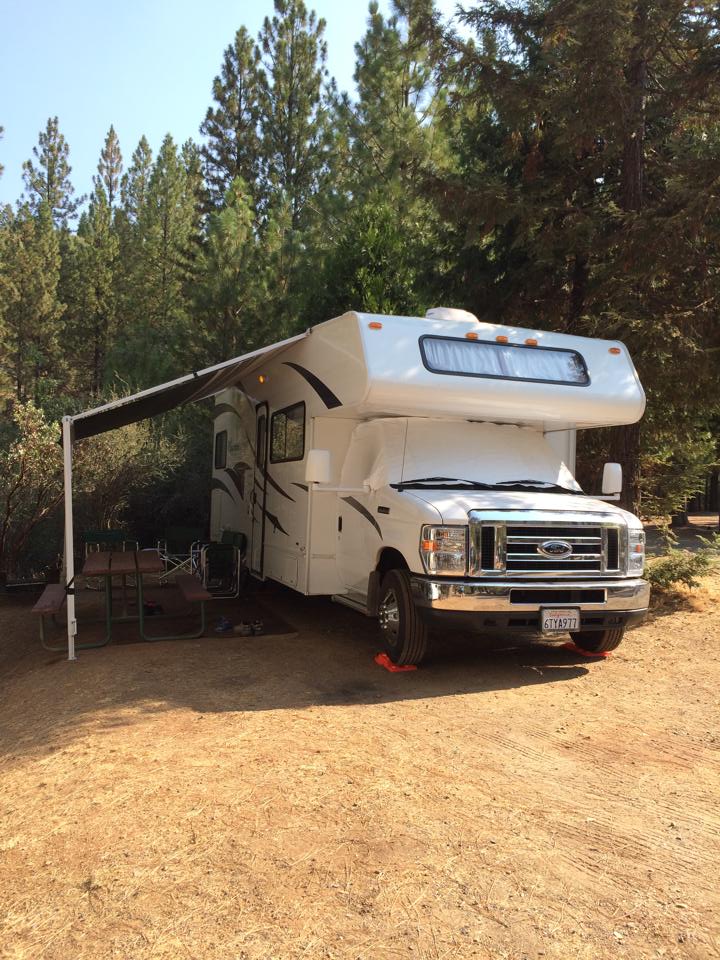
[331,593,370,616]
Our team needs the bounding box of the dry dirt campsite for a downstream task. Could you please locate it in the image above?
[1,571,719,960]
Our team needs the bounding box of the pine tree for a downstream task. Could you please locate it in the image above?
[61,185,119,395]
[22,117,81,227]
[200,28,262,208]
[433,0,720,513]
[0,203,65,401]
[257,0,332,228]
[119,135,153,223]
[111,135,201,386]
[95,125,123,208]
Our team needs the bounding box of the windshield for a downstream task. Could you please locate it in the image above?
[396,420,581,493]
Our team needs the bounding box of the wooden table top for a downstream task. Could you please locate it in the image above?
[81,550,164,577]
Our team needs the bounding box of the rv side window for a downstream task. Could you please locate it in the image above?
[420,335,590,386]
[270,402,305,463]
[214,430,228,470]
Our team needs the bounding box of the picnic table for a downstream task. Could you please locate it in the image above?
[81,550,208,643]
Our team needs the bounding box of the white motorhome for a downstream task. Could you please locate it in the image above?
[210,308,649,664]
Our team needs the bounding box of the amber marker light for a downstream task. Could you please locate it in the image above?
[465,332,479,340]
[258,375,266,384]
[368,321,383,329]
[496,335,509,343]
[525,338,538,346]
[421,538,436,552]
[609,347,622,355]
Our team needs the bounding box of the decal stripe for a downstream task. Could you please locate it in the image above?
[292,482,308,492]
[212,477,236,501]
[341,496,383,540]
[264,471,295,502]
[213,402,243,421]
[264,508,289,536]
[283,362,342,409]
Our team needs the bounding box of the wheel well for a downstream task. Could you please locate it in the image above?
[375,547,409,577]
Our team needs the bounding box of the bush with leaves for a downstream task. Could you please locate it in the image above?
[646,534,720,591]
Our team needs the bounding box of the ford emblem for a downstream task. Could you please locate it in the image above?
[538,539,573,559]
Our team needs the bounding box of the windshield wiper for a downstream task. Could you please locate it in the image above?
[392,477,497,491]
[392,477,584,494]
[492,480,584,494]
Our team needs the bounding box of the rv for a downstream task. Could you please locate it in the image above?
[210,308,649,665]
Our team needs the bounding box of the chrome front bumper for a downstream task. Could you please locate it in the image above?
[409,576,650,614]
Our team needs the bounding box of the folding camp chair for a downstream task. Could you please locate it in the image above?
[199,541,243,599]
[157,526,205,585]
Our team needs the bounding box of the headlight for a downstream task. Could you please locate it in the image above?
[420,525,467,575]
[627,528,645,573]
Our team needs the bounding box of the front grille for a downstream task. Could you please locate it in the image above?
[506,525,603,572]
[470,517,625,577]
[480,526,496,569]
[606,527,619,570]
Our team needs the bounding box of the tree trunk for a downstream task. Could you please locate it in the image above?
[611,1,648,516]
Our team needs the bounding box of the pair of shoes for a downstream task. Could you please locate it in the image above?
[233,619,264,636]
[215,616,232,634]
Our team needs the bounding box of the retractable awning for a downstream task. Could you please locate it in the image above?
[61,329,309,661]
[71,330,309,440]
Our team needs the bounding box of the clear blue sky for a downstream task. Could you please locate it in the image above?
[0,0,459,208]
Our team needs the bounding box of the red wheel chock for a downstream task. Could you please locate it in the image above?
[562,642,611,659]
[374,652,418,672]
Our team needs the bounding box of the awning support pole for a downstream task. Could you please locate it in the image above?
[62,416,77,661]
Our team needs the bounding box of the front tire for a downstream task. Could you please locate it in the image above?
[569,626,625,654]
[378,569,428,665]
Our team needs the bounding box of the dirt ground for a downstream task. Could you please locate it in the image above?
[1,575,719,960]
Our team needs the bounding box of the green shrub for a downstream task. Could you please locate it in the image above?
[646,533,720,591]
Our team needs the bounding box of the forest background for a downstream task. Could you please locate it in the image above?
[1,0,718,578]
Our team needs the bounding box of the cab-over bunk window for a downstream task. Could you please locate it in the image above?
[420,335,590,386]
[270,402,305,463]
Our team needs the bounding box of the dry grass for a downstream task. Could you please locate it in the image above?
[1,577,720,959]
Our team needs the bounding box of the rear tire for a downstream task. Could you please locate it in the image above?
[569,626,625,654]
[378,569,428,665]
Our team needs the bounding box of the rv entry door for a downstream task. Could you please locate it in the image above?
[250,402,268,576]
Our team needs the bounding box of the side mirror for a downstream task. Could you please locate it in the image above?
[602,462,623,495]
[305,449,331,485]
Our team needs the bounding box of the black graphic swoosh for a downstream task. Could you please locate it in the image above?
[341,496,383,540]
[212,477,236,501]
[283,362,342,409]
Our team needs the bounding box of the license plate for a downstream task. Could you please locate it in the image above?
[541,607,580,633]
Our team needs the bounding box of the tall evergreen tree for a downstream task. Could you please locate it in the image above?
[95,125,123,208]
[433,0,720,512]
[111,135,201,385]
[119,135,153,223]
[22,117,80,227]
[0,203,65,401]
[200,28,262,208]
[257,0,332,228]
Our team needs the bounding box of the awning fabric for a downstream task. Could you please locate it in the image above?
[71,331,309,441]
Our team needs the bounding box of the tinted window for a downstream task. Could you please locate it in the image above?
[420,336,589,386]
[214,430,227,469]
[270,403,305,463]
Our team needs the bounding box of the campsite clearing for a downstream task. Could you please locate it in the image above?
[1,578,719,960]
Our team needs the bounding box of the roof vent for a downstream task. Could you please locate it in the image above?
[425,307,478,323]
